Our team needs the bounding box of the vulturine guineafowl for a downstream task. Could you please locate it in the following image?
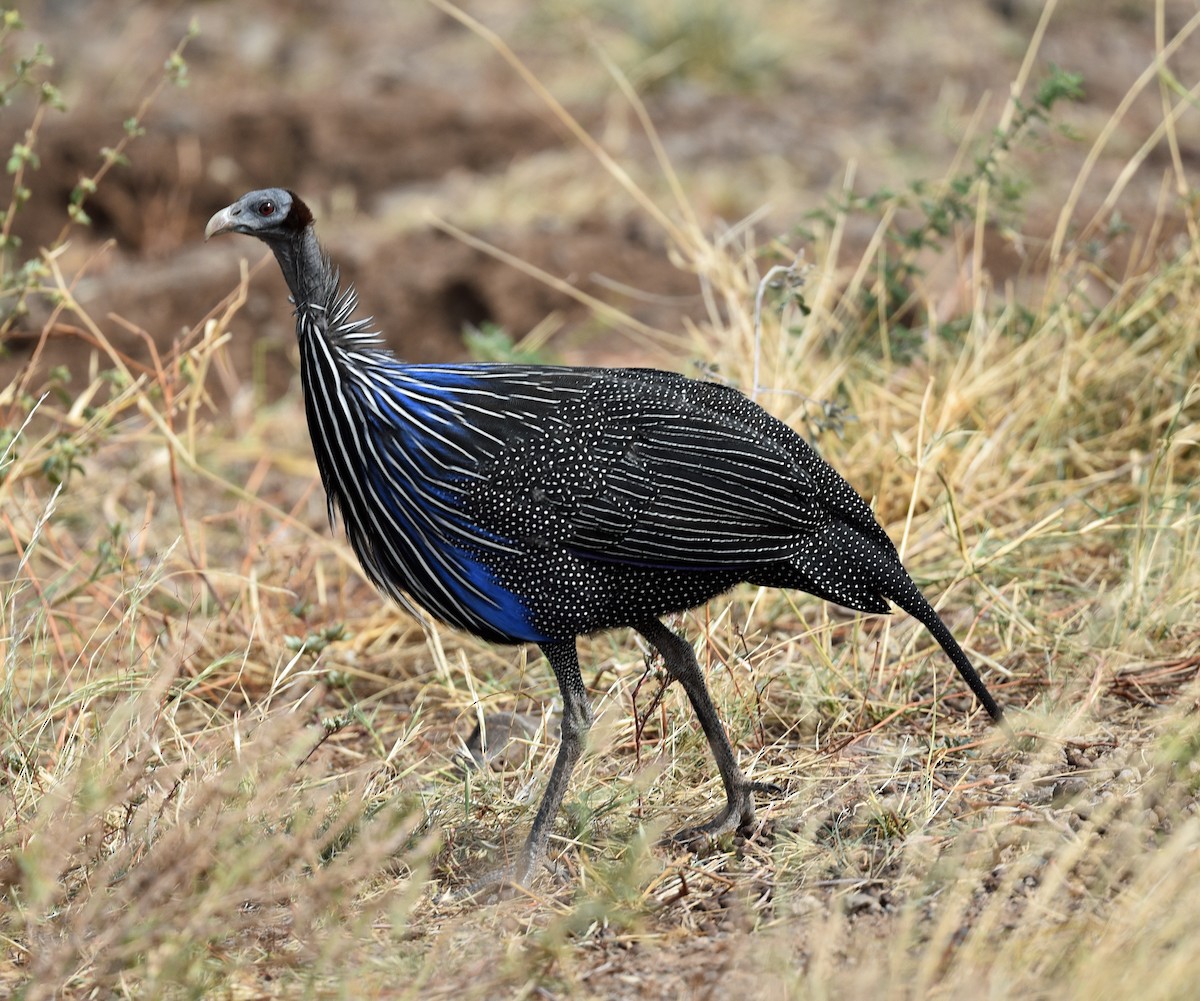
[206,188,1003,893]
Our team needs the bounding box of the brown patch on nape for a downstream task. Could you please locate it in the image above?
[285,191,314,230]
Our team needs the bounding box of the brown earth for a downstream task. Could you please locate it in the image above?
[3,0,1196,401]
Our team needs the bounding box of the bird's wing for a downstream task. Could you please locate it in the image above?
[571,407,825,566]
[468,368,829,568]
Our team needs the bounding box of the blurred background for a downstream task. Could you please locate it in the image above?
[3,0,1196,399]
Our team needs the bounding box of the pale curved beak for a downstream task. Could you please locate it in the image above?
[204,205,238,241]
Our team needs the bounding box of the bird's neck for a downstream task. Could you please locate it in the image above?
[268,226,335,310]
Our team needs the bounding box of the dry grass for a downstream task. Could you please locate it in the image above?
[3,1,1200,997]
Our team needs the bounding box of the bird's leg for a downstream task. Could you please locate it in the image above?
[456,640,593,898]
[636,618,764,846]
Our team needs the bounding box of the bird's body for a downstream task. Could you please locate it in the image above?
[207,189,1003,893]
[301,348,899,642]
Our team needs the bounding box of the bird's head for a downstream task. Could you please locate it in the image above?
[204,188,314,243]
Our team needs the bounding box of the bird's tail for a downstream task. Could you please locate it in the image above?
[885,573,1005,724]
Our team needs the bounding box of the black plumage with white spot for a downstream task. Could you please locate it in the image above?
[207,189,1003,892]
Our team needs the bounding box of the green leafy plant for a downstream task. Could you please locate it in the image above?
[463,320,555,364]
[800,66,1086,357]
[599,0,783,92]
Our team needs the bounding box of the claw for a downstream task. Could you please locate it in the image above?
[749,780,785,797]
[442,850,544,903]
[663,779,759,850]
[443,866,527,904]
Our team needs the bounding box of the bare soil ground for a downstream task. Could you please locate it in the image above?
[3,1,1200,998]
[5,0,1194,389]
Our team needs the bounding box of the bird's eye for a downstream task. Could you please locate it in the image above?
[258,200,276,217]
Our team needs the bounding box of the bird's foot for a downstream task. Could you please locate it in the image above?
[441,846,559,904]
[664,779,779,852]
[442,865,527,904]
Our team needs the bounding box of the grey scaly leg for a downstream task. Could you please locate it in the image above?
[636,618,762,843]
[457,639,593,896]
